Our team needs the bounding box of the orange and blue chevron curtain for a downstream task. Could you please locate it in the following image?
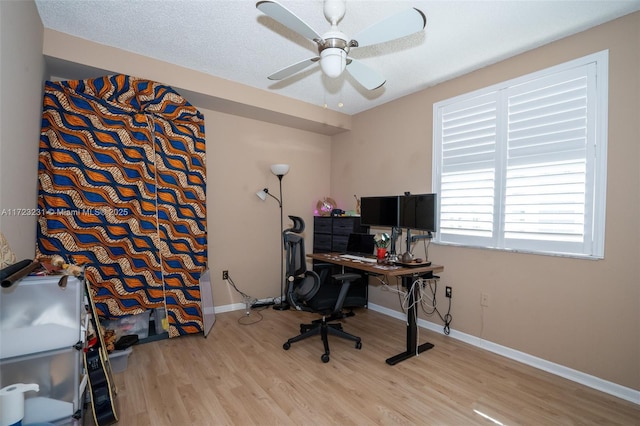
[36,74,207,337]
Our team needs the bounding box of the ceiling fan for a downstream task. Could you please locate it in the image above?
[256,0,426,90]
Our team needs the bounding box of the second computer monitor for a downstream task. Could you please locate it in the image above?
[399,193,437,233]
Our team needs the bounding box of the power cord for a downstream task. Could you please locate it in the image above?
[380,275,408,311]
[378,275,406,296]
[418,278,437,314]
[372,273,453,335]
[423,237,431,260]
[238,306,268,325]
[418,276,452,335]
[407,231,432,260]
[226,273,265,325]
[226,273,252,300]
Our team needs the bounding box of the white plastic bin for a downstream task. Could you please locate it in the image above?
[102,310,151,340]
[108,347,133,373]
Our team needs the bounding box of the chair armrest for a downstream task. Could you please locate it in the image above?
[331,273,362,313]
[332,273,362,282]
[313,262,334,285]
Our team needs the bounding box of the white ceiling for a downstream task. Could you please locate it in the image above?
[35,0,640,115]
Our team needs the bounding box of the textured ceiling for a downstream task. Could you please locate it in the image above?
[35,0,640,115]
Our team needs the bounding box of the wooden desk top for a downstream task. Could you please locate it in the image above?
[308,252,444,277]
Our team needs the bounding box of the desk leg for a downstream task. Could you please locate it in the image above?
[386,275,434,365]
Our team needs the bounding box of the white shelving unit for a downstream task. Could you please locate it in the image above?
[1,274,88,425]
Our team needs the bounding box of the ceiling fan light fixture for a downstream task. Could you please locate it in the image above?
[257,1,427,90]
[320,48,346,78]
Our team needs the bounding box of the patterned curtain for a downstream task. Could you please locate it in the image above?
[36,74,207,337]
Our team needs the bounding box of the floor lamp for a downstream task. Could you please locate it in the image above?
[256,164,290,310]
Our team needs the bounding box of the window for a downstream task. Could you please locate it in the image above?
[432,51,608,259]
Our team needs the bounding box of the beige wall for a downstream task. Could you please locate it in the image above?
[332,13,640,391]
[204,109,331,305]
[1,0,637,394]
[0,1,45,259]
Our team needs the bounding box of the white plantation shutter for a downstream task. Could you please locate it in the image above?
[437,94,498,245]
[433,51,607,258]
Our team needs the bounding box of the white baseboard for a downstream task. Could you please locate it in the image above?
[367,303,640,405]
[213,302,244,314]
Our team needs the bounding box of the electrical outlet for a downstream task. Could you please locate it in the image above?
[222,270,229,280]
[481,293,489,307]
[445,286,452,298]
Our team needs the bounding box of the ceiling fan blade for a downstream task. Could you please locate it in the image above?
[268,57,319,80]
[346,59,386,91]
[256,1,321,41]
[351,8,426,48]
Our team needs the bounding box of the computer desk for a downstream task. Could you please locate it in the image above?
[307,252,444,365]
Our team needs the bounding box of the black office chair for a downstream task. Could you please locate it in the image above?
[282,216,364,363]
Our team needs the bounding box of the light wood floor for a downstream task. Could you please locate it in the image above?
[106,308,639,425]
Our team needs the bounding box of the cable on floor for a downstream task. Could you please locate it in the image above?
[227,273,265,324]
[238,306,268,325]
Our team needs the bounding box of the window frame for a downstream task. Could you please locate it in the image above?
[432,50,608,259]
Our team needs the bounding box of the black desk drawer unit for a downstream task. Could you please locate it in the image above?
[313,216,368,253]
[314,218,332,234]
[313,233,332,252]
[312,216,370,308]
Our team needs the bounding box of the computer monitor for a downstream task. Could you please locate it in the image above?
[360,196,399,228]
[398,193,437,233]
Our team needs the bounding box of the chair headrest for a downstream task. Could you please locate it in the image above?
[286,216,305,233]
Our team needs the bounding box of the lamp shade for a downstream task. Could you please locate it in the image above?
[320,48,346,78]
[256,188,268,201]
[270,164,290,177]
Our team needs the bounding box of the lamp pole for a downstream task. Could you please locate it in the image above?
[272,173,289,311]
[256,164,290,310]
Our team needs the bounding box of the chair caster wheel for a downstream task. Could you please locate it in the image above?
[283,342,291,350]
[321,354,330,363]
[355,341,362,350]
